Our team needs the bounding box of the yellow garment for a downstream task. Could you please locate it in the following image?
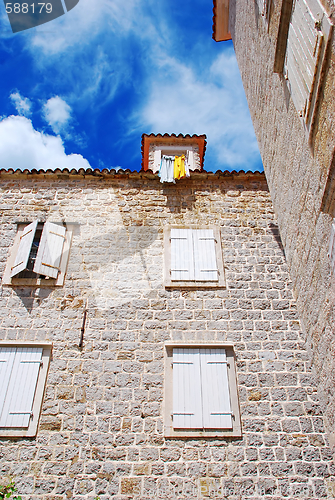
[174,155,186,180]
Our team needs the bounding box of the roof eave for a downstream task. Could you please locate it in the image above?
[212,0,232,42]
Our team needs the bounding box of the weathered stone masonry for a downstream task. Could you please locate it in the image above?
[0,169,334,499]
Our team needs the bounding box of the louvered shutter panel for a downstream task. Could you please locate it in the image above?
[200,349,233,429]
[193,229,218,281]
[187,149,194,170]
[170,228,194,280]
[173,348,203,428]
[10,220,38,277]
[33,222,66,278]
[0,347,16,418]
[329,220,335,275]
[154,149,161,173]
[0,347,43,428]
[284,0,327,122]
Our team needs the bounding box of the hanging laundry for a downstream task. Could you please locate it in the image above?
[174,154,186,180]
[159,155,175,183]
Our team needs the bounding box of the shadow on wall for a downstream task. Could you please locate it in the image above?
[268,221,286,258]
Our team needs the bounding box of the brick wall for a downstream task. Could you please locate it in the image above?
[0,170,334,499]
[228,0,335,447]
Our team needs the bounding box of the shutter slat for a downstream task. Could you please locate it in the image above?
[200,349,233,429]
[0,348,16,419]
[193,229,218,281]
[33,222,66,278]
[10,221,38,277]
[171,229,194,281]
[0,348,43,428]
[173,348,202,429]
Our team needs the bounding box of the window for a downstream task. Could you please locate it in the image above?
[329,219,335,276]
[283,0,332,132]
[0,343,51,437]
[3,220,73,286]
[164,226,225,287]
[164,344,241,437]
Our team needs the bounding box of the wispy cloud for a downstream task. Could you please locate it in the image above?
[0,115,90,171]
[137,50,262,171]
[43,96,71,134]
[10,92,32,116]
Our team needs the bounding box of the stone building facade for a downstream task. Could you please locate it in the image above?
[213,0,335,446]
[0,168,334,499]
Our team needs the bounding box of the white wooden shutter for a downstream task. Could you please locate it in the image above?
[193,229,218,281]
[173,348,203,429]
[0,347,43,428]
[200,349,233,429]
[284,0,332,124]
[154,149,162,173]
[10,220,38,277]
[33,222,66,278]
[329,219,335,275]
[170,229,194,281]
[0,347,16,418]
[187,149,194,170]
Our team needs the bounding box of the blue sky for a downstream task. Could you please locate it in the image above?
[0,0,263,172]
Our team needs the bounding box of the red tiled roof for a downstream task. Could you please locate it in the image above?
[0,167,264,178]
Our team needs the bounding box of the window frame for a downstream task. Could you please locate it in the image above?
[164,343,242,438]
[274,0,333,134]
[164,226,225,288]
[0,342,52,438]
[2,221,74,286]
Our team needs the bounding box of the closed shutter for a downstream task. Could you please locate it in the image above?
[172,348,202,429]
[329,220,335,274]
[10,220,38,277]
[0,347,43,428]
[0,347,16,418]
[193,229,218,281]
[33,222,66,278]
[200,349,233,429]
[170,229,194,281]
[284,0,331,123]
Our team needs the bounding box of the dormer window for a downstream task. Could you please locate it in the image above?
[141,133,207,182]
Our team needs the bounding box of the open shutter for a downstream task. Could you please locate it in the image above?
[33,222,66,278]
[170,229,194,281]
[173,348,203,429]
[187,149,194,170]
[284,0,332,124]
[0,347,16,418]
[193,229,218,281]
[329,220,335,275]
[0,347,43,428]
[10,220,38,277]
[200,349,233,429]
[154,149,161,173]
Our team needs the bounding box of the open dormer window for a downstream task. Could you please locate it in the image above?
[141,133,207,180]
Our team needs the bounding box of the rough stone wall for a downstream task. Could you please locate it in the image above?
[0,171,334,499]
[228,0,335,445]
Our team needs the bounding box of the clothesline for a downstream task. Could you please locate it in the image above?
[159,153,191,183]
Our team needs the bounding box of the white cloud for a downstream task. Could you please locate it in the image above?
[10,92,32,117]
[43,96,72,134]
[0,115,91,171]
[138,50,262,170]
